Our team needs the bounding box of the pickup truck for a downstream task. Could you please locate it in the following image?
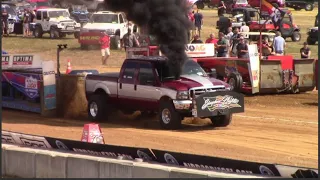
[85,56,245,130]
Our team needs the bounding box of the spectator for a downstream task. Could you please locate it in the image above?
[194,10,203,38]
[225,27,233,41]
[122,28,140,50]
[2,9,9,36]
[99,31,111,65]
[28,10,35,36]
[187,10,195,40]
[236,36,249,58]
[272,4,282,29]
[273,31,286,56]
[261,36,273,56]
[191,34,203,44]
[240,22,250,39]
[205,33,218,44]
[218,1,226,16]
[216,32,228,57]
[23,9,30,37]
[300,42,311,59]
[230,28,241,56]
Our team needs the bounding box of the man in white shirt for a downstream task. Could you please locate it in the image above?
[240,22,250,39]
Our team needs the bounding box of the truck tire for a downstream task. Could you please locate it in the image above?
[88,94,109,122]
[196,1,205,9]
[159,100,182,130]
[50,27,59,39]
[111,35,121,50]
[291,31,301,42]
[305,3,314,11]
[74,32,80,39]
[227,73,243,92]
[59,33,66,38]
[34,26,43,38]
[307,37,316,45]
[210,114,233,127]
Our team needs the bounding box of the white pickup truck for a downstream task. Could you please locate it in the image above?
[79,11,134,49]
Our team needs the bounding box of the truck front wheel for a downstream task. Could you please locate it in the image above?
[159,100,182,130]
[88,95,109,122]
[210,114,233,127]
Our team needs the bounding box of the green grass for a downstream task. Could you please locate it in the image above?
[2,9,318,71]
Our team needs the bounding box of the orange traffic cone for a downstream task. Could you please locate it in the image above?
[66,59,72,74]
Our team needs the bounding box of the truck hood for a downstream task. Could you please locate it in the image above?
[162,74,229,91]
[83,23,120,30]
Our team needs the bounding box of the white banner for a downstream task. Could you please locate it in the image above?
[2,54,43,70]
[248,44,260,94]
[42,61,56,86]
[185,44,215,58]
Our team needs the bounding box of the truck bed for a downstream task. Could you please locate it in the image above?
[86,72,119,82]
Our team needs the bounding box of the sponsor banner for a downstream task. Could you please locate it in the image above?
[185,44,215,58]
[248,44,260,94]
[44,137,156,162]
[42,61,57,110]
[195,91,245,118]
[2,130,51,149]
[151,149,280,177]
[2,54,43,70]
[2,72,42,99]
[275,165,318,178]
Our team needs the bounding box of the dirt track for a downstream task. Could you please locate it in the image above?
[2,90,318,168]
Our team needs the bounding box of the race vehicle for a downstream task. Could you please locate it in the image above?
[307,14,318,45]
[79,11,134,50]
[33,8,81,39]
[217,7,301,42]
[85,56,244,130]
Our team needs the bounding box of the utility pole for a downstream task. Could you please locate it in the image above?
[57,44,68,77]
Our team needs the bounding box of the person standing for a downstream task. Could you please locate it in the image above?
[28,10,35,36]
[273,31,286,56]
[23,9,30,37]
[99,31,111,65]
[300,42,311,59]
[187,10,195,41]
[205,33,218,44]
[122,28,140,50]
[191,34,203,44]
[216,32,228,57]
[218,1,226,16]
[240,22,250,39]
[225,27,234,40]
[236,36,249,58]
[2,9,9,36]
[230,28,241,57]
[194,10,203,38]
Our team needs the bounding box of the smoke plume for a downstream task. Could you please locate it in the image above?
[104,0,192,79]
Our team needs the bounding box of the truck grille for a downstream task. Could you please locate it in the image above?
[190,86,226,97]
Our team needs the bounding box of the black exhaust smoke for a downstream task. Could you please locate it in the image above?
[104,0,192,79]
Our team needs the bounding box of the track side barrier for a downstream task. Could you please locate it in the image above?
[2,144,268,178]
[2,130,318,178]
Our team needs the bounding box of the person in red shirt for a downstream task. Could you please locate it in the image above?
[205,33,218,44]
[99,31,111,65]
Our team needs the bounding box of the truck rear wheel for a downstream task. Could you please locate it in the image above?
[159,100,182,130]
[34,26,43,38]
[88,95,109,122]
[210,114,233,127]
[291,31,301,42]
[227,73,243,92]
[307,37,316,45]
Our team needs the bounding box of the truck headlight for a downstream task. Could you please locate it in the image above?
[176,91,189,100]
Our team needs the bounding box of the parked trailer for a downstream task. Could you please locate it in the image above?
[193,54,316,94]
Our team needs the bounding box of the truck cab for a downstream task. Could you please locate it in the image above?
[85,57,245,130]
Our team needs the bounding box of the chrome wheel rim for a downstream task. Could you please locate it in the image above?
[229,78,236,90]
[90,102,98,117]
[161,108,171,124]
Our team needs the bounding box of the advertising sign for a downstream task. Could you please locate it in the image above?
[42,61,57,110]
[248,44,260,94]
[185,44,215,58]
[2,54,42,70]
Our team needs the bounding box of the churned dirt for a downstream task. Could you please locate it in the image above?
[3,90,318,168]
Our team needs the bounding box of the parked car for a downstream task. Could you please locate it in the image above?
[285,0,315,11]
[69,5,90,26]
[85,56,245,130]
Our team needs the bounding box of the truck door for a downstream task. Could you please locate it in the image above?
[118,61,139,110]
[42,11,49,31]
[134,62,161,111]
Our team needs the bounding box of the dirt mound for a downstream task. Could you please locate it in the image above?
[56,75,88,119]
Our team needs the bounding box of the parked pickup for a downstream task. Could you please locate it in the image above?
[85,56,245,130]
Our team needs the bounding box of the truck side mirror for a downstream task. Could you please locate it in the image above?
[208,68,217,79]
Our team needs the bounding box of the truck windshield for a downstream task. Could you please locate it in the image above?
[48,11,69,18]
[157,60,208,81]
[90,14,119,23]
